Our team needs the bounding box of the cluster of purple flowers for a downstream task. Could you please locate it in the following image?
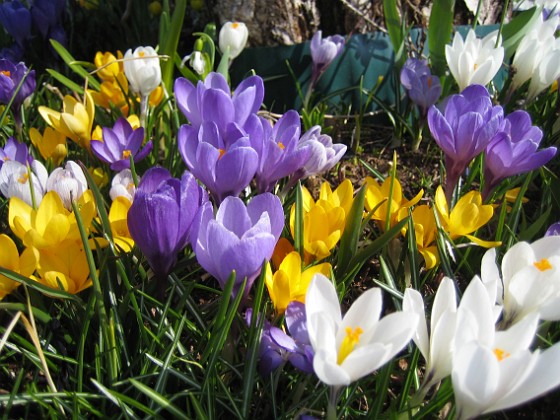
[400,58,442,117]
[0,58,36,126]
[427,84,557,200]
[0,0,66,62]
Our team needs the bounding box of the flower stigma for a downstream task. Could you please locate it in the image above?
[337,326,363,364]
[534,258,552,272]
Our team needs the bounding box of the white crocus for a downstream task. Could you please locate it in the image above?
[481,236,560,326]
[109,169,138,202]
[0,160,47,206]
[512,14,560,100]
[219,22,249,59]
[305,274,418,386]
[452,276,560,420]
[46,160,88,210]
[403,277,457,390]
[445,29,504,92]
[123,46,162,97]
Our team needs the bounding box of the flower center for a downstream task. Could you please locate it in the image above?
[337,326,363,365]
[138,51,145,57]
[218,148,226,159]
[0,70,11,77]
[534,258,552,272]
[473,63,478,70]
[278,142,285,150]
[17,173,29,184]
[493,348,510,361]
[122,149,132,159]
[232,22,240,29]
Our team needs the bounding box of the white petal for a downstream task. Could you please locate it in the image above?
[403,288,429,360]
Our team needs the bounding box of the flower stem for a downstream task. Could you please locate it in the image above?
[327,386,341,420]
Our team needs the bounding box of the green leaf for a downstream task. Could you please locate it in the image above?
[383,0,406,67]
[49,39,100,91]
[129,378,185,417]
[159,0,187,92]
[428,0,456,77]
[336,184,367,277]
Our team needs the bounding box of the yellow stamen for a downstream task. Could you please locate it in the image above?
[337,326,363,365]
[534,258,552,272]
[17,173,29,184]
[122,149,132,159]
[493,348,510,361]
[427,77,433,88]
[0,70,11,77]
[139,51,145,57]
[232,22,239,29]
[474,63,479,70]
[218,148,226,159]
[278,142,285,150]
[2,156,9,161]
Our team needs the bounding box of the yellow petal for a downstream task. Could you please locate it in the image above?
[465,235,502,248]
[9,196,33,240]
[0,234,19,271]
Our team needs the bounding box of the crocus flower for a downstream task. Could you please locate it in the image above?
[89,73,130,115]
[91,117,152,171]
[265,251,332,314]
[218,22,249,60]
[127,167,207,280]
[452,276,560,420]
[290,183,347,261]
[399,204,439,269]
[445,29,504,92]
[365,175,423,231]
[545,221,560,237]
[174,72,264,135]
[109,169,138,202]
[483,110,556,200]
[178,121,258,203]
[427,84,504,198]
[0,58,36,124]
[190,193,284,297]
[435,186,499,248]
[0,233,36,300]
[123,46,161,98]
[29,127,67,167]
[108,196,134,253]
[480,235,560,326]
[39,91,95,150]
[9,190,96,250]
[0,1,32,48]
[403,277,458,391]
[511,13,560,100]
[0,160,48,206]
[252,301,315,375]
[0,136,32,169]
[305,273,418,386]
[247,110,310,193]
[30,0,66,41]
[310,31,345,85]
[94,50,123,81]
[46,161,88,211]
[400,58,442,116]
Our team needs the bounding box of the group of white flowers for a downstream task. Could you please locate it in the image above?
[305,235,560,418]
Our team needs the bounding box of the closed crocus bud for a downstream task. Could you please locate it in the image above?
[0,159,48,206]
[110,169,138,202]
[219,22,249,59]
[123,46,161,97]
[46,160,88,210]
[310,30,345,83]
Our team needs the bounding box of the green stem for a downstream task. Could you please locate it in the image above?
[327,386,341,420]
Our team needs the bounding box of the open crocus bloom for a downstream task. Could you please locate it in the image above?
[305,274,418,386]
[452,276,560,420]
[445,29,504,92]
[481,235,560,326]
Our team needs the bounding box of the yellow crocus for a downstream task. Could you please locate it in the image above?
[9,190,96,250]
[435,186,500,247]
[88,166,109,188]
[29,127,67,167]
[89,72,130,115]
[399,204,440,269]
[265,251,331,314]
[0,234,37,300]
[290,184,346,261]
[108,196,134,253]
[94,50,123,81]
[318,179,354,217]
[33,243,92,294]
[38,91,95,150]
[149,85,164,107]
[365,176,423,231]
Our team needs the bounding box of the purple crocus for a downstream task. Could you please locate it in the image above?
[127,167,208,279]
[30,0,66,40]
[91,117,152,171]
[190,192,284,297]
[0,136,32,169]
[0,1,32,48]
[545,221,560,237]
[178,121,258,203]
[310,30,345,85]
[0,58,36,124]
[174,72,264,136]
[483,110,556,200]
[245,110,310,193]
[250,301,314,375]
[427,84,504,200]
[400,58,442,116]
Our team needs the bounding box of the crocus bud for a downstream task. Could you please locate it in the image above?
[123,46,162,97]
[219,22,248,59]
[46,160,88,210]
